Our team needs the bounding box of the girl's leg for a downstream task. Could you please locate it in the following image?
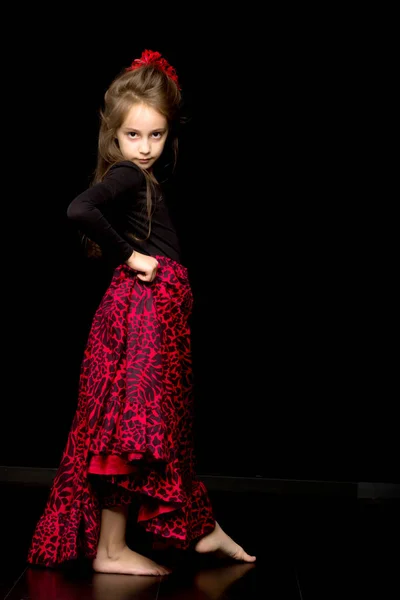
[194,521,256,563]
[93,505,172,576]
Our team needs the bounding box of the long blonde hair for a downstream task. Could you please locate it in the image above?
[83,56,182,258]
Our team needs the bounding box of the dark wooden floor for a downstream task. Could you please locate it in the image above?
[1,482,398,599]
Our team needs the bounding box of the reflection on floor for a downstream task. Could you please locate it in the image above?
[0,482,398,599]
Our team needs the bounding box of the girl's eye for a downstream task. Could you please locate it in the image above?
[126,131,165,140]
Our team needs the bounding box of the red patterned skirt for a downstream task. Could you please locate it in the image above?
[27,256,215,566]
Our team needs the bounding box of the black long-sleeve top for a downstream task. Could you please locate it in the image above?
[67,161,181,265]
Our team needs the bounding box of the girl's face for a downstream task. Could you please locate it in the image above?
[116,102,168,171]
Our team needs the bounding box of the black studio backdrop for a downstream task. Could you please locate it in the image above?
[1,25,396,484]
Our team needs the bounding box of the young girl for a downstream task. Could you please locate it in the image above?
[27,50,256,576]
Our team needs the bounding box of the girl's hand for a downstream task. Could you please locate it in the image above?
[125,251,159,282]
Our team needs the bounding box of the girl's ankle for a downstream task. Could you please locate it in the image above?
[97,542,127,559]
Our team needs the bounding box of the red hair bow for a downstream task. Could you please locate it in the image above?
[126,49,181,90]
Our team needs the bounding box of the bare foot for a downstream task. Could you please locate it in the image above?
[93,545,172,576]
[92,573,160,599]
[194,522,256,563]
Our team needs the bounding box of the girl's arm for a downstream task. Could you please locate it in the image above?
[67,161,158,280]
[67,161,142,264]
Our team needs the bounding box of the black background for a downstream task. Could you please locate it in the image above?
[1,13,395,484]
